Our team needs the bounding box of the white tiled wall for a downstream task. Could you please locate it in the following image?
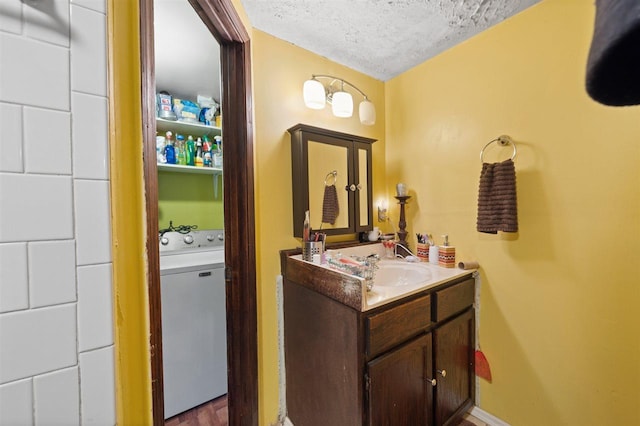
[0,0,114,424]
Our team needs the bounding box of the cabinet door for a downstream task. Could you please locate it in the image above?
[434,309,474,426]
[367,333,433,426]
[353,141,373,232]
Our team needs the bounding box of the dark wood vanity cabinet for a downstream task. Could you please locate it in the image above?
[283,273,476,426]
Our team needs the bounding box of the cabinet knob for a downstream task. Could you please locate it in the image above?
[437,369,447,377]
[426,378,437,387]
[347,184,357,192]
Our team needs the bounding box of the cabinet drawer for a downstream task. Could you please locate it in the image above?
[435,278,474,322]
[367,295,431,358]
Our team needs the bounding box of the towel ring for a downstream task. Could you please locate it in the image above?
[480,135,517,163]
[324,170,337,186]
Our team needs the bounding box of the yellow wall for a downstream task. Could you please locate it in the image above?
[385,1,640,424]
[250,30,385,424]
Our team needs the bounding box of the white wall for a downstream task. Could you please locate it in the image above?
[0,0,115,424]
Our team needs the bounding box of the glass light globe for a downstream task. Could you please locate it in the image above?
[331,91,353,117]
[359,99,376,125]
[303,79,326,109]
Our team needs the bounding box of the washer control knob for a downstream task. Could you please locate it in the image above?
[160,236,169,246]
[207,235,215,242]
[183,235,194,244]
[217,234,224,241]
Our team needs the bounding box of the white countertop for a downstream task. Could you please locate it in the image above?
[291,243,476,311]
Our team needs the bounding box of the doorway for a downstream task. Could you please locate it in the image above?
[140,0,258,424]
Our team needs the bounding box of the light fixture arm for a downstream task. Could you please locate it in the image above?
[311,74,370,100]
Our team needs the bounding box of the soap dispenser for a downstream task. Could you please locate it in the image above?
[438,234,456,268]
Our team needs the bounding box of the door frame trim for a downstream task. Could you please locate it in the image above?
[139,0,258,424]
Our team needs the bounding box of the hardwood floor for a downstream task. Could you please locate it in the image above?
[165,395,228,426]
[164,395,486,426]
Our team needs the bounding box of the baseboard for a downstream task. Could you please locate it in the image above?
[286,410,504,426]
[469,406,511,426]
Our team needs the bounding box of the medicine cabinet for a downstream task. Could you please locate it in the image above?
[288,124,376,238]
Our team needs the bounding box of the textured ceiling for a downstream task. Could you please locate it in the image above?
[240,0,540,81]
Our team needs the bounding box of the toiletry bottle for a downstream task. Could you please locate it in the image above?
[164,131,176,164]
[438,234,456,268]
[176,134,186,165]
[186,135,195,166]
[195,137,204,167]
[303,210,310,242]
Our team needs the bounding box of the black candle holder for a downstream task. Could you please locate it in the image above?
[394,195,411,252]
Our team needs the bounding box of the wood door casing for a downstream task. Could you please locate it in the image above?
[140,0,258,424]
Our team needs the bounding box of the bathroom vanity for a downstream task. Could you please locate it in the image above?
[281,244,476,426]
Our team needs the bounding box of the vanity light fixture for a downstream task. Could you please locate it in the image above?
[303,75,376,125]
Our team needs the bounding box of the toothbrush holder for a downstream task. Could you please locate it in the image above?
[416,243,430,262]
[302,241,324,262]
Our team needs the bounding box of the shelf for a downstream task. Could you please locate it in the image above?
[157,163,222,175]
[156,117,221,138]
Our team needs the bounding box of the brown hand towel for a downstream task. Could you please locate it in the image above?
[477,159,518,234]
[322,184,339,225]
[586,0,640,106]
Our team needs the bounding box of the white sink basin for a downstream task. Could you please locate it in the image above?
[364,257,473,310]
[373,262,431,287]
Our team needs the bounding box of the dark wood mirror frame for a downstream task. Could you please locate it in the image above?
[288,124,376,238]
[140,0,258,424]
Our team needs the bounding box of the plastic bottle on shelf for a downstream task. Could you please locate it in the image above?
[186,135,195,166]
[156,135,166,163]
[176,134,186,165]
[202,135,211,154]
[213,135,223,168]
[164,131,176,164]
[195,137,204,167]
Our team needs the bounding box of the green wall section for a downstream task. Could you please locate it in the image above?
[158,171,224,230]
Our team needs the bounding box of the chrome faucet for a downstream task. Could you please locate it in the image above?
[394,242,415,259]
[354,253,380,292]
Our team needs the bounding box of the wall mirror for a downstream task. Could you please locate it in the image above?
[288,124,376,238]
